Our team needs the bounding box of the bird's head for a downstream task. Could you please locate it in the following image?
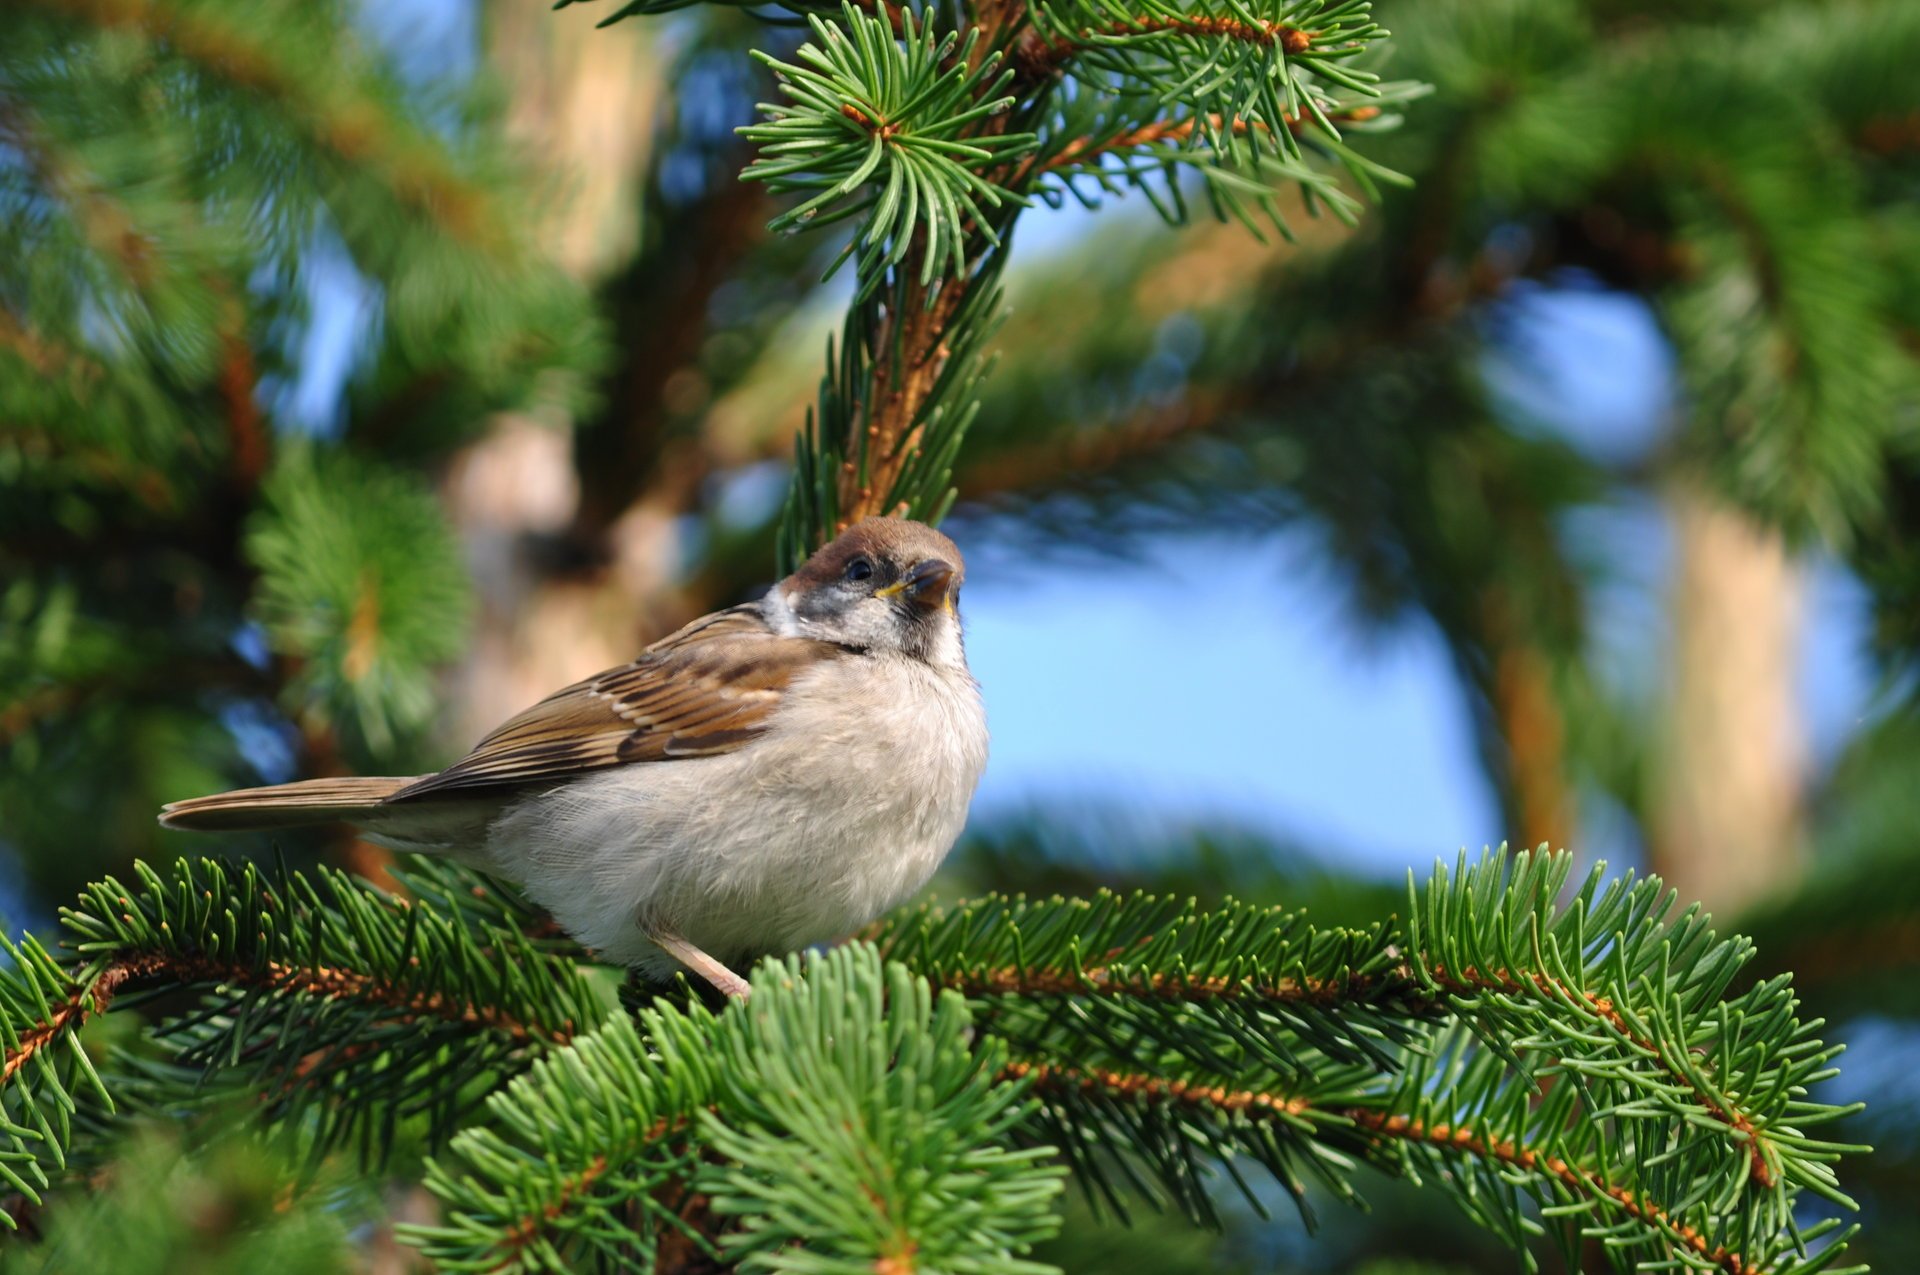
[773,517,968,666]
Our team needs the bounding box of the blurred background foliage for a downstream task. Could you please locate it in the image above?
[4,0,1920,1267]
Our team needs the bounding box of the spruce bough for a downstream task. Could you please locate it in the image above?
[0,0,1874,1267]
[0,848,1868,1271]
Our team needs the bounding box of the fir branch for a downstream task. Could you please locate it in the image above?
[9,0,509,254]
[1345,1111,1759,1275]
[877,850,1866,1271]
[1027,105,1383,178]
[740,4,1034,287]
[738,0,1413,563]
[1014,1059,1772,1275]
[1418,960,1779,1187]
[411,947,1064,1275]
[777,235,1009,565]
[1014,12,1317,80]
[0,857,604,1182]
[941,944,1785,1187]
[216,300,268,489]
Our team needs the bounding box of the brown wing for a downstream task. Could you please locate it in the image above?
[392,605,842,800]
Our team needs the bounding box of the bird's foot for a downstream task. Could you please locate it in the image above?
[647,929,752,1000]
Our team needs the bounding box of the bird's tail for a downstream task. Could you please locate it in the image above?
[158,776,421,832]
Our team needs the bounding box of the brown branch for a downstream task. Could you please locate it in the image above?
[1004,1059,1312,1119]
[217,302,269,490]
[959,390,1244,500]
[0,961,142,1085]
[936,953,1778,1187]
[1482,619,1574,853]
[1029,105,1381,180]
[1424,962,1775,1188]
[1,947,575,1089]
[1016,16,1314,79]
[1346,1110,1758,1275]
[835,238,978,530]
[1012,1060,1761,1275]
[936,959,1397,1010]
[496,1154,610,1263]
[246,955,575,1044]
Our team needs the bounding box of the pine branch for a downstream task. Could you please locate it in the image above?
[0,857,605,1189]
[411,946,1065,1274]
[8,0,509,254]
[0,845,1872,1270]
[875,849,1867,1272]
[731,0,1416,560]
[392,849,1868,1273]
[1026,105,1382,178]
[740,5,1034,287]
[1012,11,1317,80]
[1009,1060,1768,1274]
[777,236,1009,566]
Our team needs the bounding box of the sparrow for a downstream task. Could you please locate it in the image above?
[159,517,988,1000]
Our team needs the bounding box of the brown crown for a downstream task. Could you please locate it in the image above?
[785,517,965,591]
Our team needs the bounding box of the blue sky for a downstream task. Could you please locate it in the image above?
[953,255,1881,878]
[961,530,1497,865]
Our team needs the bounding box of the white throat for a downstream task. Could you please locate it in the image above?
[763,581,970,672]
[762,584,802,637]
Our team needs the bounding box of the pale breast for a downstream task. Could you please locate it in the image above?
[779,653,987,825]
[484,649,987,976]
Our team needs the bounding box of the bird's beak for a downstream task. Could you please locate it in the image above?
[878,559,957,612]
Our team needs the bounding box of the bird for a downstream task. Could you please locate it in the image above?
[158,517,988,1000]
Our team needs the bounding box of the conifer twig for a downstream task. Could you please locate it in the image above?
[1014,15,1316,79]
[1011,1063,1764,1275]
[13,0,506,252]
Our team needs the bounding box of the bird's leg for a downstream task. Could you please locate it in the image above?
[647,928,752,1000]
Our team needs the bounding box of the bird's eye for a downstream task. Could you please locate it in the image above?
[845,556,875,583]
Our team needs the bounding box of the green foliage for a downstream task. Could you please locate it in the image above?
[1460,0,1915,541]
[881,849,1867,1273]
[742,7,1033,286]
[0,843,1870,1272]
[0,1130,357,1275]
[0,0,603,888]
[3,0,1906,1265]
[697,954,1061,1274]
[412,946,1063,1274]
[247,449,474,751]
[721,0,1418,562]
[0,855,604,1188]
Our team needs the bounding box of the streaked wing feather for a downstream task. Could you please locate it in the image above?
[392,605,840,799]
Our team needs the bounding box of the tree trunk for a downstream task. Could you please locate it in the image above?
[1650,483,1805,916]
[441,7,669,745]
